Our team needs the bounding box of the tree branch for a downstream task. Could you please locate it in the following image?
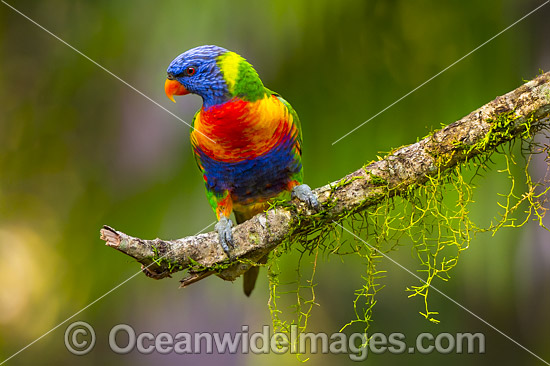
[100,72,550,287]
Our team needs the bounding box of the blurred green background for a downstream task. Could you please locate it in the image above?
[1,0,549,364]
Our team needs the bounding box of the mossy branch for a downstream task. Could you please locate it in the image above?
[100,72,550,287]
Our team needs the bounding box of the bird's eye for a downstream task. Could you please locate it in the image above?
[183,66,196,76]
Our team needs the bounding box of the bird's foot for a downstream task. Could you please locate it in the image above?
[291,184,321,211]
[215,215,234,255]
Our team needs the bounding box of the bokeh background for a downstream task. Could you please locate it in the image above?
[1,0,549,365]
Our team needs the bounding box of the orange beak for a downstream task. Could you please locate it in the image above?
[164,78,189,103]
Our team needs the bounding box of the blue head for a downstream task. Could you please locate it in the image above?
[165,45,231,109]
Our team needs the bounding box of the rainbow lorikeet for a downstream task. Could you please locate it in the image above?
[164,45,319,295]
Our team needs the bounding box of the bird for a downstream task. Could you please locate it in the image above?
[164,45,319,296]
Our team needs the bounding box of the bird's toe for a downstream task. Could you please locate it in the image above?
[291,184,321,211]
[215,215,234,255]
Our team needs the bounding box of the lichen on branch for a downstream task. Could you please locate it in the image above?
[100,72,550,291]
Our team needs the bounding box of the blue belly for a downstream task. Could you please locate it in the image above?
[196,138,302,202]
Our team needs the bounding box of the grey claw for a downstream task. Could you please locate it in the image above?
[291,184,321,211]
[215,215,234,254]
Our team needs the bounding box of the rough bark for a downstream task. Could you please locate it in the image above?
[100,72,550,287]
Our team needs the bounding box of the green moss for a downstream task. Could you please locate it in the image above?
[249,232,260,245]
[150,245,184,273]
[266,120,548,342]
[426,109,538,175]
[471,110,522,152]
[368,172,388,186]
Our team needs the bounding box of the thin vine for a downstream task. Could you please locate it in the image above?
[267,130,550,352]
